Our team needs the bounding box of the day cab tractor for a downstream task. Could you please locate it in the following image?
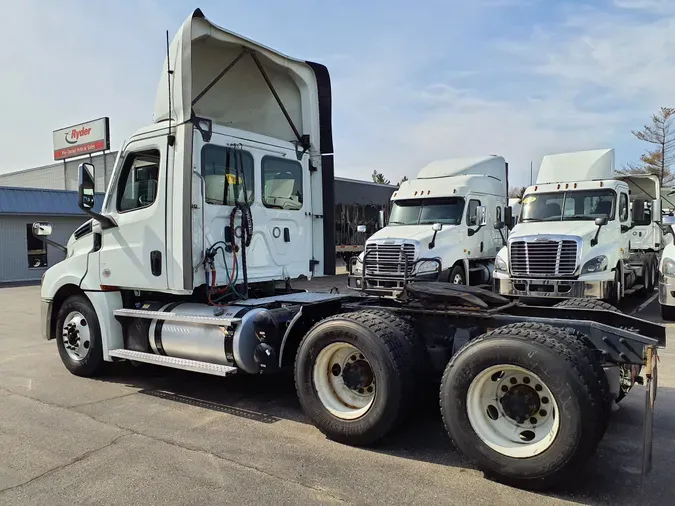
[36,9,662,491]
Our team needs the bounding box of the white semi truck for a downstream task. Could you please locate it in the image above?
[35,9,662,491]
[349,156,511,295]
[494,149,664,306]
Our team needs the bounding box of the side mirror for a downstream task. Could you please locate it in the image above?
[78,163,96,210]
[595,216,608,227]
[652,199,662,222]
[357,225,367,233]
[476,206,488,227]
[504,206,513,229]
[378,210,385,229]
[32,222,53,236]
[432,222,443,232]
[494,221,505,230]
[632,199,645,223]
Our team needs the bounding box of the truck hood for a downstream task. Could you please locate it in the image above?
[155,9,331,155]
[510,221,599,241]
[367,225,458,244]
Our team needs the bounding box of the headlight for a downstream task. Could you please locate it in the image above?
[663,258,675,277]
[352,260,363,275]
[415,260,440,274]
[495,256,508,272]
[581,255,608,275]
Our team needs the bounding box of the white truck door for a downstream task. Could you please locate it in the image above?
[195,132,313,284]
[97,138,168,290]
[466,197,486,257]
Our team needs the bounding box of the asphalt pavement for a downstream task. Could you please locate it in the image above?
[0,282,672,505]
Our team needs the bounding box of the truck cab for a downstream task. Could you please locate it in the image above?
[494,149,662,304]
[349,156,510,295]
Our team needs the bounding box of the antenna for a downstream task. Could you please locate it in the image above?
[166,30,175,146]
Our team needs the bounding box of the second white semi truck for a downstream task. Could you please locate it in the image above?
[349,156,511,295]
[494,149,664,306]
[35,9,662,491]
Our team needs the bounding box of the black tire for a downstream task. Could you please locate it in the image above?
[553,297,619,312]
[661,303,675,321]
[647,258,658,293]
[294,310,419,446]
[55,294,105,377]
[440,323,603,490]
[450,264,465,285]
[612,265,622,305]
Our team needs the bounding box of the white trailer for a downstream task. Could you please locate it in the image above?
[348,156,511,295]
[35,10,662,491]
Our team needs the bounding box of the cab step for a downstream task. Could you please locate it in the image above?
[113,308,240,327]
[108,349,238,377]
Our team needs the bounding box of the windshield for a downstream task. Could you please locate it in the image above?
[520,189,616,222]
[388,197,465,225]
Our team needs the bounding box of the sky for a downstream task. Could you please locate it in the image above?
[1,0,674,188]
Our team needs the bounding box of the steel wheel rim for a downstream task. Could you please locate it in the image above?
[313,342,375,420]
[61,311,92,362]
[453,273,464,284]
[466,364,560,458]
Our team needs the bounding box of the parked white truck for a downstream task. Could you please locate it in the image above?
[35,10,662,491]
[494,149,664,305]
[349,156,511,294]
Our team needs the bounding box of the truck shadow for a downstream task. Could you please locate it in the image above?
[98,364,674,506]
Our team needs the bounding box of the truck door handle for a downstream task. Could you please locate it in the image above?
[284,228,290,242]
[150,251,162,277]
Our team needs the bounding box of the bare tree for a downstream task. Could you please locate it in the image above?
[619,107,675,186]
[508,186,526,201]
[398,176,409,187]
[372,170,391,185]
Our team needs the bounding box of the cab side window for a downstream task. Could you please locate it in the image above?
[201,145,254,205]
[619,193,628,222]
[467,199,481,226]
[262,156,303,210]
[117,149,160,212]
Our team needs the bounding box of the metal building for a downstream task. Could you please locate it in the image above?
[0,151,116,193]
[0,187,102,284]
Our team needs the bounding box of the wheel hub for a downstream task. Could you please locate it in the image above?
[500,384,541,422]
[66,323,80,346]
[342,358,374,391]
[61,312,91,361]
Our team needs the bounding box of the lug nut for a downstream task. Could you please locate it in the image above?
[541,397,549,404]
[510,377,517,385]
[501,385,509,392]
[523,377,530,384]
[539,409,547,417]
[530,417,538,424]
[535,384,543,392]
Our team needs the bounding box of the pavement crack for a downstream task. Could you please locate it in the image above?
[70,391,140,408]
[0,433,130,495]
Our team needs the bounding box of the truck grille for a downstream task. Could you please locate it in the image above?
[510,240,578,276]
[364,243,416,277]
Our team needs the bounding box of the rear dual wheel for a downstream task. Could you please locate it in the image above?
[440,322,609,490]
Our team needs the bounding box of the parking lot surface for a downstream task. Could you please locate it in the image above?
[0,282,673,505]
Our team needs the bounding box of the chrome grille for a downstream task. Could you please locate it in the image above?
[364,243,416,277]
[510,239,578,276]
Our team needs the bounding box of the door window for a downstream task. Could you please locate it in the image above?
[262,156,303,210]
[619,193,629,222]
[26,224,47,268]
[467,199,481,226]
[116,149,161,212]
[201,145,254,205]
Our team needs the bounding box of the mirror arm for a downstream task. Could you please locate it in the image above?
[78,205,117,229]
[31,231,67,254]
[591,224,604,247]
[468,224,484,237]
[428,230,439,249]
[498,228,507,246]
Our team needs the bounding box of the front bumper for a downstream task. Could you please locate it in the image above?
[495,277,614,299]
[348,257,444,295]
[658,279,675,306]
[41,298,53,340]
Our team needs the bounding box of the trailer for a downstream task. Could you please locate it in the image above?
[334,177,395,264]
[36,9,662,491]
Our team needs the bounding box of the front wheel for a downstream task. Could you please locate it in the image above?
[55,294,105,377]
[661,303,675,321]
[450,265,465,285]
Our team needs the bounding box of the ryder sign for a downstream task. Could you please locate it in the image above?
[53,117,110,161]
